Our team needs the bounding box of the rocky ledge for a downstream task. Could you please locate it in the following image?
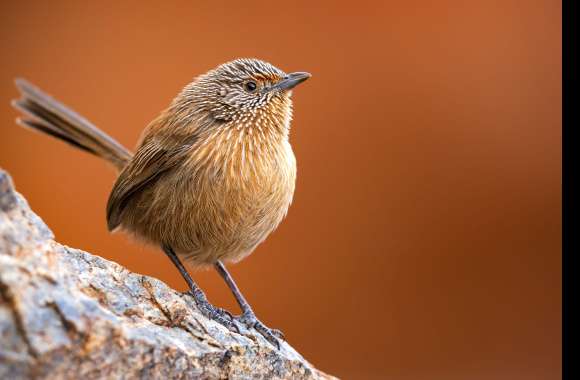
[0,169,335,380]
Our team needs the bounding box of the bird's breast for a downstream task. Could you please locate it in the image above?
[173,126,296,264]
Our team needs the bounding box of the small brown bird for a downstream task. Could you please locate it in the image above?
[12,58,311,348]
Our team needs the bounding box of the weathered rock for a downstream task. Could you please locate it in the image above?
[0,169,335,380]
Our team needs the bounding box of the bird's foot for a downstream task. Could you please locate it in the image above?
[237,310,284,349]
[183,290,239,333]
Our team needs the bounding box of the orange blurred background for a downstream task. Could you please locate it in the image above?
[0,1,561,378]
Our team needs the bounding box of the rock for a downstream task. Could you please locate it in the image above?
[0,169,336,380]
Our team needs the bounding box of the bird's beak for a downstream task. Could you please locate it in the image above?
[273,72,311,91]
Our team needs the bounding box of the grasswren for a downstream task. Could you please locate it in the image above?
[12,58,311,348]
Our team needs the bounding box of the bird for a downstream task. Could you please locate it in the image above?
[11,58,311,348]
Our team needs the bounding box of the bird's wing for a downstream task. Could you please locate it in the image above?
[106,134,194,231]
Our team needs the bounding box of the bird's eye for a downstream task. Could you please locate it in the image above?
[244,81,258,92]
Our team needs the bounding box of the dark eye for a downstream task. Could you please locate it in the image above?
[244,81,257,92]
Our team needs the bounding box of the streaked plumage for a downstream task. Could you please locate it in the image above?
[12,59,310,347]
[14,58,305,267]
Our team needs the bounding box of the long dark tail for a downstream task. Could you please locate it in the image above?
[12,78,133,170]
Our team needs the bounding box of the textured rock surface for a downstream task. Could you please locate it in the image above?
[0,169,335,380]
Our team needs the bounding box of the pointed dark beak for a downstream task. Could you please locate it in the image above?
[273,72,311,91]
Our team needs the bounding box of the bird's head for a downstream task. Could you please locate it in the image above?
[173,58,310,136]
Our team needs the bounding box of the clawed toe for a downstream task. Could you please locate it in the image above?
[202,304,239,333]
[182,290,239,333]
[181,291,282,348]
[269,328,285,340]
[237,312,283,349]
[212,306,234,320]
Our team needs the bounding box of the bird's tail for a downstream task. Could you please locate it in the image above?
[12,78,133,170]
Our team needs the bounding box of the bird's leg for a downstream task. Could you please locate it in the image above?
[214,260,284,348]
[162,245,238,332]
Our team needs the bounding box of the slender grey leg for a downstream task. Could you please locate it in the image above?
[215,260,283,348]
[162,245,237,332]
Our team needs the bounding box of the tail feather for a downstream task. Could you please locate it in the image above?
[12,78,132,170]
[16,117,98,155]
[13,98,99,155]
